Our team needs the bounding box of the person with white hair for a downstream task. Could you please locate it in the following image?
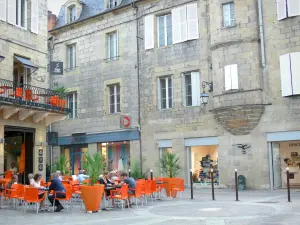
[77,170,89,184]
[56,171,63,181]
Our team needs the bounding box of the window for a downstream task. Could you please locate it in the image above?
[158,77,173,109]
[277,0,300,20]
[183,72,200,106]
[224,64,238,91]
[108,0,118,9]
[107,32,118,60]
[280,52,300,96]
[67,44,76,70]
[68,92,78,119]
[157,14,172,47]
[109,84,120,114]
[16,0,27,28]
[68,5,76,23]
[223,3,235,27]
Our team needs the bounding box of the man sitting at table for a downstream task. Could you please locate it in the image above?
[119,172,136,207]
[77,170,89,184]
[48,173,66,212]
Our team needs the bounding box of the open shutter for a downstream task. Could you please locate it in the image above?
[287,0,300,17]
[0,0,6,22]
[280,54,293,96]
[31,0,39,34]
[231,64,238,90]
[179,6,188,42]
[73,45,76,68]
[144,15,154,50]
[187,3,199,40]
[182,74,186,106]
[157,78,161,109]
[290,52,300,95]
[116,31,119,58]
[277,0,287,20]
[7,0,16,25]
[224,65,232,91]
[191,72,200,106]
[172,7,181,44]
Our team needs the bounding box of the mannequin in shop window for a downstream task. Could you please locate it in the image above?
[108,158,113,172]
[118,157,124,172]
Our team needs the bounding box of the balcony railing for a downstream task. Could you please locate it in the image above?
[0,78,71,114]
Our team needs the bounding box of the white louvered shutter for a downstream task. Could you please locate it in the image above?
[157,78,161,109]
[31,0,39,34]
[187,3,199,40]
[7,0,16,25]
[179,6,188,42]
[172,7,181,44]
[277,0,287,20]
[280,54,293,96]
[191,72,200,106]
[73,45,76,69]
[182,74,186,106]
[230,64,239,90]
[224,65,232,91]
[287,0,300,17]
[144,15,154,50]
[0,0,6,22]
[290,52,300,95]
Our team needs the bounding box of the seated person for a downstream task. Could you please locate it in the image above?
[56,171,63,181]
[110,171,118,183]
[48,173,66,212]
[6,175,18,189]
[28,173,34,187]
[119,172,136,207]
[77,170,89,184]
[32,173,46,210]
[99,172,113,196]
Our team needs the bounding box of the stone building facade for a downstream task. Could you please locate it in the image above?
[49,0,300,189]
[0,0,69,180]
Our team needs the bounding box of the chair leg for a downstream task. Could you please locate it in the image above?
[53,200,55,212]
[36,203,39,214]
[135,198,138,208]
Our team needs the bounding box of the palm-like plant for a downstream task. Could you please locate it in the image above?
[84,152,104,186]
[53,155,69,175]
[159,152,181,178]
[53,86,68,93]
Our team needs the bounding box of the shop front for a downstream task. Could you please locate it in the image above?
[268,131,300,189]
[185,137,219,187]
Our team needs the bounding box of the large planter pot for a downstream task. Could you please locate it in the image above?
[162,178,179,197]
[80,185,104,212]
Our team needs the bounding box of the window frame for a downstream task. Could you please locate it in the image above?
[68,5,76,23]
[107,31,118,61]
[67,44,76,71]
[224,64,239,91]
[68,92,78,119]
[108,84,121,114]
[183,72,193,107]
[108,0,118,9]
[157,14,173,47]
[222,2,235,28]
[16,0,27,29]
[159,76,173,110]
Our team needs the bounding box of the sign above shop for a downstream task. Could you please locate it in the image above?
[71,133,86,144]
[47,132,58,145]
[289,143,300,147]
[120,115,131,128]
[50,61,63,75]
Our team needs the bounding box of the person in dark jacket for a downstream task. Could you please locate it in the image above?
[48,173,66,212]
[99,171,113,196]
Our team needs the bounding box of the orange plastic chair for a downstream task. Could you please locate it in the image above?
[170,178,182,198]
[23,187,45,214]
[4,171,12,180]
[143,181,153,204]
[110,184,129,210]
[129,181,143,208]
[53,184,73,212]
[15,88,23,98]
[0,86,6,94]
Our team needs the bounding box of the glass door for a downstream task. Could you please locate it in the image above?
[69,145,88,175]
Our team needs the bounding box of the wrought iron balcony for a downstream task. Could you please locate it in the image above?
[0,78,71,114]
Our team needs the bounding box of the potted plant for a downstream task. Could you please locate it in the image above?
[52,86,68,107]
[80,152,105,212]
[131,160,148,180]
[158,152,181,197]
[52,155,69,175]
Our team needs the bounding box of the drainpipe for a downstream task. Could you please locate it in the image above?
[132,1,143,174]
[258,0,266,90]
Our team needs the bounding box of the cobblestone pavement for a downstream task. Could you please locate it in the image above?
[1,189,300,225]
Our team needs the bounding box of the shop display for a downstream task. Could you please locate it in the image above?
[195,154,219,185]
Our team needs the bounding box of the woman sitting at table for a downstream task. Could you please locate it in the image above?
[99,172,113,196]
[32,173,46,211]
[6,175,18,189]
[28,173,34,186]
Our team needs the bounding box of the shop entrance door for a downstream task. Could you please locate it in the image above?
[272,142,282,189]
[69,145,88,175]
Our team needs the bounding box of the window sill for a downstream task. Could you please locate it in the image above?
[222,24,237,29]
[65,67,78,73]
[157,44,172,49]
[107,112,121,115]
[105,56,120,63]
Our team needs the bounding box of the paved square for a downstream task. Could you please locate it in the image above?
[1,189,300,225]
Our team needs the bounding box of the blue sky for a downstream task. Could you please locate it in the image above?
[48,0,67,15]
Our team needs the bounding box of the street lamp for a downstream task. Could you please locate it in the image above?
[0,56,5,62]
[201,92,209,105]
[201,81,213,105]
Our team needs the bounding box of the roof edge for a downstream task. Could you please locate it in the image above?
[49,0,144,33]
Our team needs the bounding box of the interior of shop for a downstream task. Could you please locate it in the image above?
[4,127,34,184]
[62,145,88,175]
[98,141,130,172]
[279,141,300,188]
[191,145,219,185]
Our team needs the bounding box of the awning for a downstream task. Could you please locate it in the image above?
[15,56,38,73]
[0,55,4,62]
